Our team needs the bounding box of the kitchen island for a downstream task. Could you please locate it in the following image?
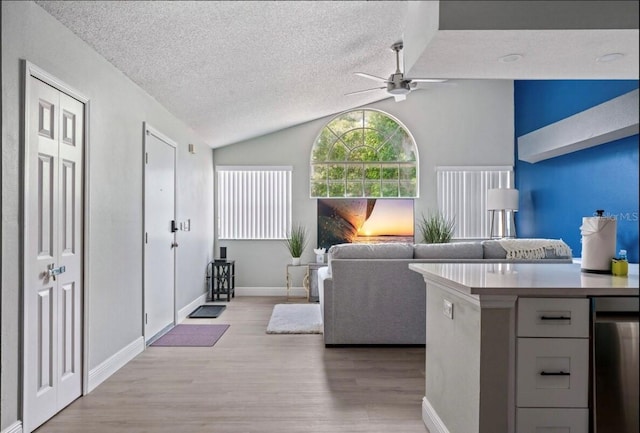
[409,262,639,433]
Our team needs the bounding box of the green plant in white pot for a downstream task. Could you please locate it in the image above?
[284,223,309,265]
[418,212,455,243]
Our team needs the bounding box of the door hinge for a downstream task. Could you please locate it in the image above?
[145,152,148,164]
[145,313,148,325]
[145,232,148,244]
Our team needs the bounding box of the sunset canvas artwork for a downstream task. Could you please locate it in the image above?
[317,199,414,249]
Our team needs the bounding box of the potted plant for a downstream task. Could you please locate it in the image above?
[418,212,455,243]
[284,223,309,265]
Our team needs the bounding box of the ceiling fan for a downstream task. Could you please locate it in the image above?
[346,41,447,102]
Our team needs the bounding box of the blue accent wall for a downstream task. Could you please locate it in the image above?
[515,80,639,263]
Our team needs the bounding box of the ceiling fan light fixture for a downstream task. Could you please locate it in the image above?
[387,81,411,95]
[388,87,410,95]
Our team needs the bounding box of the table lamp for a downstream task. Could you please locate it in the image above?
[487,188,519,238]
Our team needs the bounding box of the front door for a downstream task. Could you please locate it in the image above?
[24,76,84,432]
[143,125,177,343]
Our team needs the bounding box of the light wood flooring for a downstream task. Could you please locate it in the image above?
[36,297,426,433]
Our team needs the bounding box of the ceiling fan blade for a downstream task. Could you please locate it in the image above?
[408,78,448,83]
[393,94,407,102]
[354,72,388,83]
[345,87,386,96]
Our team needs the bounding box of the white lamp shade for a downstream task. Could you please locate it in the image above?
[487,188,519,211]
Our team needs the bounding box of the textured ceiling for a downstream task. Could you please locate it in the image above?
[35,1,639,148]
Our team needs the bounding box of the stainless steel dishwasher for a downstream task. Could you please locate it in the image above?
[593,297,639,433]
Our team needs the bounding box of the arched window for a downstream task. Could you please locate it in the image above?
[310,109,418,198]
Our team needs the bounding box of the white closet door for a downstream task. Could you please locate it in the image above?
[24,76,83,432]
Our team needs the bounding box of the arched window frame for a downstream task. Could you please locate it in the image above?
[309,109,419,198]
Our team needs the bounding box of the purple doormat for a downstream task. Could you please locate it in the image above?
[150,324,230,347]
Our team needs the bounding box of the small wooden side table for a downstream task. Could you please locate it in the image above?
[209,260,235,302]
[285,263,309,300]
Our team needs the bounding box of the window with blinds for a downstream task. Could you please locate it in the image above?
[217,166,292,240]
[436,166,514,239]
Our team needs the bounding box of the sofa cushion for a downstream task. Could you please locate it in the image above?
[327,243,415,275]
[317,266,330,321]
[482,240,509,259]
[329,242,415,259]
[413,242,483,259]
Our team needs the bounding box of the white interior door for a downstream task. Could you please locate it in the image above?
[24,76,84,432]
[144,125,177,343]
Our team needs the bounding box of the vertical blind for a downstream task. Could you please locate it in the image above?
[436,166,513,239]
[217,166,292,240]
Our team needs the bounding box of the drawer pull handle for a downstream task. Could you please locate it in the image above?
[540,315,571,321]
[540,371,570,376]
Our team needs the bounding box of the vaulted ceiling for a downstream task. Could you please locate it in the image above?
[35,1,639,148]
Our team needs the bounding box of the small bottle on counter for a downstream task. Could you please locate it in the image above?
[612,249,628,277]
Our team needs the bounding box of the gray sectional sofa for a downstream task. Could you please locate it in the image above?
[318,240,572,346]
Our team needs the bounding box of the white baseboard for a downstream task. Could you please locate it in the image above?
[177,292,208,323]
[1,421,22,433]
[422,397,450,433]
[176,287,309,315]
[235,286,307,297]
[87,336,144,393]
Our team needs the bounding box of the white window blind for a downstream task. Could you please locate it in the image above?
[436,166,513,239]
[217,166,292,240]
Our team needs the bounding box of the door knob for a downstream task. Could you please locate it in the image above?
[47,263,66,281]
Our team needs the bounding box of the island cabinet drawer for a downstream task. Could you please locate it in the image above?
[517,298,590,338]
[516,408,588,433]
[517,338,589,408]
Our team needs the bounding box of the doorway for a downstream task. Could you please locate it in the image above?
[22,63,87,433]
[143,124,177,343]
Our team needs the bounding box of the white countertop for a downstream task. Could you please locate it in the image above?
[409,262,640,297]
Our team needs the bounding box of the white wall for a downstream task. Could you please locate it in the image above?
[1,2,214,428]
[213,79,515,288]
[1,2,514,428]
